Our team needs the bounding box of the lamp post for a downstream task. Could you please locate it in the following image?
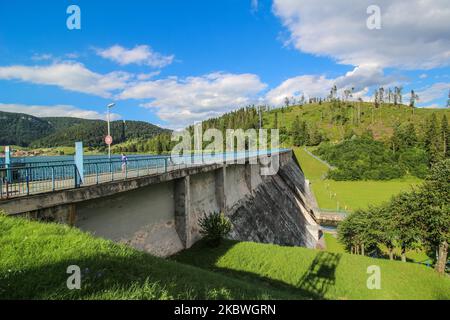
[107,103,116,159]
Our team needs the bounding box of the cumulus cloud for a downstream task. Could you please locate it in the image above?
[265,65,399,105]
[0,62,131,98]
[273,0,450,69]
[415,82,450,104]
[0,103,121,120]
[96,45,174,68]
[120,72,267,128]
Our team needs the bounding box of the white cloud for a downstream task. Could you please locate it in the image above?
[0,103,121,120]
[96,45,174,68]
[415,82,449,104]
[0,62,131,98]
[31,53,53,61]
[273,0,450,69]
[120,72,267,127]
[265,65,398,105]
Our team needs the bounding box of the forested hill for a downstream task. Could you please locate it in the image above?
[0,111,54,146]
[0,111,170,148]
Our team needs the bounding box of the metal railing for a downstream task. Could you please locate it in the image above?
[0,164,80,198]
[0,149,289,199]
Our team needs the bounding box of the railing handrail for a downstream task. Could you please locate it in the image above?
[0,149,291,199]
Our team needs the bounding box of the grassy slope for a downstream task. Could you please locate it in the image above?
[1,216,447,300]
[263,102,450,142]
[324,233,346,254]
[294,147,420,211]
[0,215,292,300]
[173,240,450,300]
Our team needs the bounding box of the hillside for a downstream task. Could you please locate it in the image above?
[0,111,54,146]
[263,102,450,143]
[0,111,170,148]
[31,119,170,148]
[1,215,448,300]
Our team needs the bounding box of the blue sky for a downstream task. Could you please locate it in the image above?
[0,0,449,129]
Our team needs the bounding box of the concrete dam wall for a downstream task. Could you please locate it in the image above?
[2,150,319,257]
[75,151,319,256]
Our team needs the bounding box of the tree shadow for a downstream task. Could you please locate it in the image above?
[296,252,341,298]
[1,249,291,300]
[172,240,342,300]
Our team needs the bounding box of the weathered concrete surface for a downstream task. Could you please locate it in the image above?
[76,181,184,257]
[188,171,221,245]
[227,159,319,249]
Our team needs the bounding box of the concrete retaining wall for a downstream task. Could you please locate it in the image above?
[75,181,184,257]
[1,150,319,256]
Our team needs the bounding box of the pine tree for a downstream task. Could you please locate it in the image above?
[291,116,301,146]
[424,114,441,166]
[441,114,449,158]
[274,112,278,129]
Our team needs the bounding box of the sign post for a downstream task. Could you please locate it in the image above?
[105,135,113,160]
[105,135,113,146]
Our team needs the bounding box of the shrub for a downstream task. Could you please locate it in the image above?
[198,212,232,247]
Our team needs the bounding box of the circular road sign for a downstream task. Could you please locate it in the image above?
[105,135,113,145]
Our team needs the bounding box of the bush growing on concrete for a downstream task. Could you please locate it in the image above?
[199,212,232,247]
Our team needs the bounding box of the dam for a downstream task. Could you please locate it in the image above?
[0,149,320,256]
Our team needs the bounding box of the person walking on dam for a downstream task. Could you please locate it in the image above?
[121,153,128,174]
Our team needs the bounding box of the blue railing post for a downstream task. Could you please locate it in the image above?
[96,163,99,184]
[51,167,55,191]
[5,146,12,184]
[74,165,79,188]
[26,168,30,195]
[137,160,140,177]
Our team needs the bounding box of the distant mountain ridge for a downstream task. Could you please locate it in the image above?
[0,111,170,148]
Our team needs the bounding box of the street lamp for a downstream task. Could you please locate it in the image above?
[107,103,116,159]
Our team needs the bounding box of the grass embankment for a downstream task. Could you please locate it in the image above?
[0,215,291,300]
[1,216,447,300]
[294,147,420,212]
[173,240,450,300]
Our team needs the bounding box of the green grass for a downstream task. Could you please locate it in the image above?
[174,240,450,300]
[323,233,346,254]
[294,147,421,211]
[0,215,292,300]
[1,215,448,300]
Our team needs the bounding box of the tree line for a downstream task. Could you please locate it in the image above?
[338,159,449,274]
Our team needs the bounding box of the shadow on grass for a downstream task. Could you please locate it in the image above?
[0,250,290,300]
[172,240,342,300]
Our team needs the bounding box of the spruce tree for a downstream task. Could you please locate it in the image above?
[424,114,441,166]
[441,114,449,158]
